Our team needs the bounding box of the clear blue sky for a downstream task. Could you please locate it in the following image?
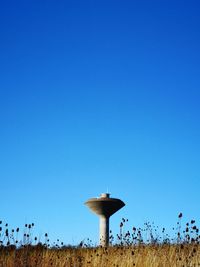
[0,0,200,244]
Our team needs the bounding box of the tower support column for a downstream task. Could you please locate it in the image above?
[99,215,109,246]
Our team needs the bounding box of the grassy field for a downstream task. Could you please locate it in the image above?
[1,215,200,267]
[1,244,200,267]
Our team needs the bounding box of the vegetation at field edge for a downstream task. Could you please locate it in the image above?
[1,214,200,267]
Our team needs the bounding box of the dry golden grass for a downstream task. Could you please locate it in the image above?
[1,215,200,266]
[1,244,200,267]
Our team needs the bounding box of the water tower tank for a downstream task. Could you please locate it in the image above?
[85,193,125,246]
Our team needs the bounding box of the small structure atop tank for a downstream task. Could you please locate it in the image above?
[85,193,125,246]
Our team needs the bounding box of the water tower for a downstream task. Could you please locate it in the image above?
[85,193,125,246]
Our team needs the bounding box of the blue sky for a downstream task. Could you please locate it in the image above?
[0,0,200,244]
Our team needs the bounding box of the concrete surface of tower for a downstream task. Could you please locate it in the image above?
[85,193,125,246]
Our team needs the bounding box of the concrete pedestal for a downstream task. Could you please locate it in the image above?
[99,215,109,246]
